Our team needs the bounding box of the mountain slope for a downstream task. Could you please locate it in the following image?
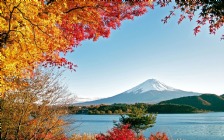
[221,94,224,98]
[77,79,201,106]
[160,94,224,111]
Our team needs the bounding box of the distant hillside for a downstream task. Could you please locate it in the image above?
[148,104,201,113]
[160,94,224,111]
[76,79,201,106]
[221,94,224,98]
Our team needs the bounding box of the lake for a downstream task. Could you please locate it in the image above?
[64,112,224,140]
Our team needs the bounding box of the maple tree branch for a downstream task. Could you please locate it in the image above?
[16,7,63,50]
[11,30,35,59]
[31,26,47,53]
[0,2,22,49]
[15,7,51,38]
[10,30,25,37]
[64,5,99,13]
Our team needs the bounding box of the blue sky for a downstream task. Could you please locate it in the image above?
[64,6,224,101]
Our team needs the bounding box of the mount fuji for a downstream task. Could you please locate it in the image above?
[77,79,202,105]
[125,79,176,93]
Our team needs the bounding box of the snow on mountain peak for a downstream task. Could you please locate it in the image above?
[126,79,177,94]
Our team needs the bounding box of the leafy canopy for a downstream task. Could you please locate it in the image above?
[0,0,152,95]
[158,0,224,37]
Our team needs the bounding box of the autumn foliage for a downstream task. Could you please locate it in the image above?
[96,124,145,140]
[96,124,169,140]
[0,0,152,96]
[149,132,169,140]
[157,0,224,37]
[1,69,71,140]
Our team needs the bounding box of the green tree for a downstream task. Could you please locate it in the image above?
[119,106,157,136]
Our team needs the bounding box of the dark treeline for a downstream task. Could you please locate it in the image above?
[67,103,204,115]
[66,94,224,115]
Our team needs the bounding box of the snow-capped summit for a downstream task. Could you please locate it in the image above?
[76,79,202,105]
[126,79,177,94]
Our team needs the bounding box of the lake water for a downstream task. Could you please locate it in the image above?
[64,112,224,140]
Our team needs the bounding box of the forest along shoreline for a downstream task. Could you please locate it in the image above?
[67,103,206,115]
[67,94,224,115]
